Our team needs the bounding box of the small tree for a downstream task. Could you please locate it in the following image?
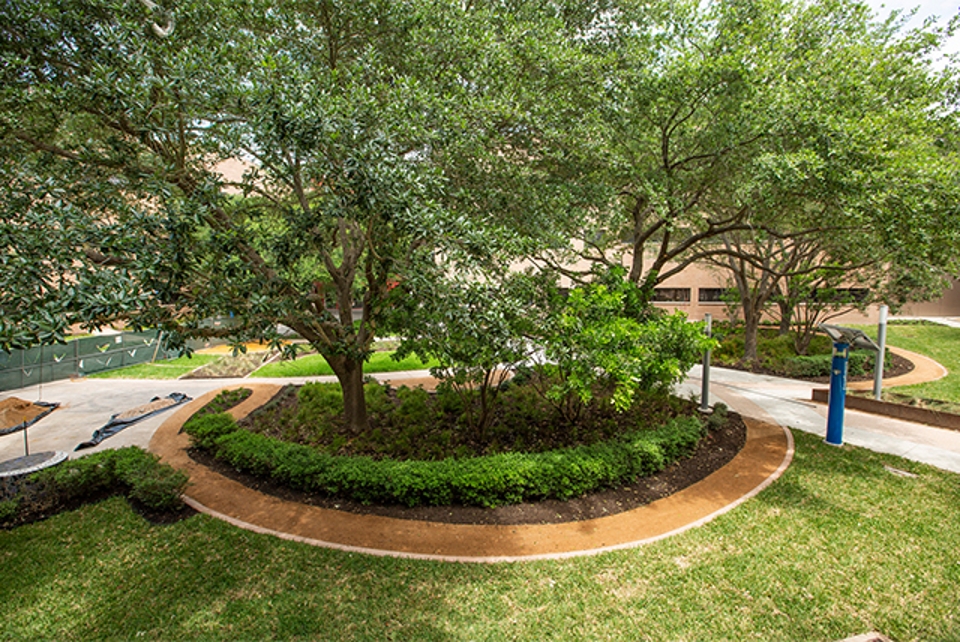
[394,272,535,436]
[529,268,712,423]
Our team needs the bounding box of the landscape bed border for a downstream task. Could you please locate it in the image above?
[182,384,713,509]
[150,383,793,562]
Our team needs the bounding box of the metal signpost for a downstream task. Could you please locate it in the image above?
[819,324,880,446]
[700,313,712,413]
[873,305,888,400]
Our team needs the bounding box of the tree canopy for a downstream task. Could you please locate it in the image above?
[2,0,957,426]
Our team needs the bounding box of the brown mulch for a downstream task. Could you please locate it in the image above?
[188,411,746,526]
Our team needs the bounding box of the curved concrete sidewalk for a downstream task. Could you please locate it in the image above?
[847,346,947,390]
[681,346,960,474]
[150,384,793,562]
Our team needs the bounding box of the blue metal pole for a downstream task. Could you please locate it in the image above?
[825,341,850,446]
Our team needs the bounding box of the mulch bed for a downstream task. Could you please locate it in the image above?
[188,411,747,526]
[720,351,914,384]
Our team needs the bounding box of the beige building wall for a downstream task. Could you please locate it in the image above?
[901,280,960,317]
[634,254,960,325]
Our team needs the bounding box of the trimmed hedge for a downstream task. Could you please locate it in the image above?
[1,447,189,527]
[185,412,706,508]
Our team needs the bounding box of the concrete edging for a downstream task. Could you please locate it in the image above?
[811,388,960,432]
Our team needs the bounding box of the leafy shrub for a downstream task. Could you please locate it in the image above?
[715,326,884,378]
[1,447,188,526]
[183,412,241,449]
[186,411,706,508]
[0,498,19,521]
[706,402,729,431]
[296,382,344,431]
[111,449,190,511]
[758,333,800,369]
[364,381,393,415]
[535,270,714,417]
[192,387,252,419]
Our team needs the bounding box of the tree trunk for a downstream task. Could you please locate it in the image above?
[742,310,762,364]
[794,327,816,356]
[777,299,791,335]
[327,354,369,434]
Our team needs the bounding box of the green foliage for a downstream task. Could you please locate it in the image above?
[296,383,344,428]
[191,388,253,419]
[394,271,540,433]
[533,268,714,419]
[110,448,191,511]
[0,447,188,525]
[0,498,20,521]
[781,352,878,378]
[182,412,243,450]
[186,411,705,508]
[706,402,729,432]
[714,326,886,378]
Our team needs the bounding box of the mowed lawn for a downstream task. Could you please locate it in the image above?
[853,322,960,404]
[86,354,221,380]
[2,431,958,641]
[251,350,439,377]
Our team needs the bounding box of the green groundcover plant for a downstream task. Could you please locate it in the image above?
[184,399,708,508]
[713,325,886,377]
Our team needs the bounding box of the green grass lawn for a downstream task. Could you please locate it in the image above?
[856,322,960,404]
[251,350,439,377]
[2,431,958,641]
[87,354,221,380]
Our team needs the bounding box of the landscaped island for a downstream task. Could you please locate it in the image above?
[182,380,744,516]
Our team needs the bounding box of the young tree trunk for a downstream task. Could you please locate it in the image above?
[794,326,817,356]
[777,299,791,335]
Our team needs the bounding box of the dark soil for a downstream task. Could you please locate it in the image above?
[188,411,746,526]
[240,381,697,461]
[129,499,198,525]
[1,490,197,529]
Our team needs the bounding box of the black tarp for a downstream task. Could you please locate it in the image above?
[75,392,192,451]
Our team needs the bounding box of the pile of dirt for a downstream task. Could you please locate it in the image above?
[0,398,58,435]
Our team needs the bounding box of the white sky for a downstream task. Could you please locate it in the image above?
[865,0,959,57]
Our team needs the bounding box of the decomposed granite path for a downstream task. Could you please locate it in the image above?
[150,384,793,563]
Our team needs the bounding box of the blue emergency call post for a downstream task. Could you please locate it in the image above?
[819,324,880,446]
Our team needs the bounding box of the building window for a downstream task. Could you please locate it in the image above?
[811,288,870,303]
[652,288,691,303]
[699,288,736,303]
